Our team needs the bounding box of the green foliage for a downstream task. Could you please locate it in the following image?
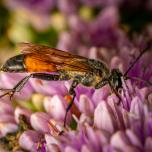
[0,3,10,41]
[31,26,59,47]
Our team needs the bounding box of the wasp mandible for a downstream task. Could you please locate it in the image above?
[0,42,151,127]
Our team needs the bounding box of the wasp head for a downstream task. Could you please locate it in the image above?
[109,69,123,91]
[1,54,26,72]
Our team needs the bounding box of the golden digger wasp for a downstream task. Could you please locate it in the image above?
[0,42,151,127]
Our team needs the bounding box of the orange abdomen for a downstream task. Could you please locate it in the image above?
[24,55,57,72]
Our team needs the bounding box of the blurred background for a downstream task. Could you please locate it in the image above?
[0,0,152,65]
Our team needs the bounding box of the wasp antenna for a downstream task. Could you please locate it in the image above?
[126,76,152,86]
[124,42,152,77]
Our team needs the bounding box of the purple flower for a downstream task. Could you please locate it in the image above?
[89,6,127,48]
[127,52,152,87]
[14,107,32,123]
[30,112,52,134]
[41,82,151,152]
[24,74,152,151]
[4,0,56,31]
[80,0,121,7]
[94,101,118,133]
[57,0,79,15]
[0,100,18,137]
[19,130,43,152]
[4,0,56,13]
[44,95,72,122]
[29,79,68,97]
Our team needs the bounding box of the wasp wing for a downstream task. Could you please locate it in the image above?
[18,42,92,72]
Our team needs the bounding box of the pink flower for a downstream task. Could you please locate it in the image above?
[0,100,18,137]
[30,79,68,96]
[44,95,72,122]
[19,130,44,152]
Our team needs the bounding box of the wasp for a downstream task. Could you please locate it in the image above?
[0,42,151,127]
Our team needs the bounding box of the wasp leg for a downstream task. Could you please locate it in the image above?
[64,80,79,128]
[95,79,108,89]
[0,75,32,100]
[95,79,121,104]
[0,73,69,100]
[109,83,121,104]
[112,88,121,104]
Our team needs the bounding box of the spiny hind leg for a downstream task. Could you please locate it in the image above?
[0,75,32,100]
[64,79,80,128]
[0,73,69,100]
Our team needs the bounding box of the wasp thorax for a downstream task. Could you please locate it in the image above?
[1,54,26,72]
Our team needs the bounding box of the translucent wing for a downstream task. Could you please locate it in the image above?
[18,42,92,72]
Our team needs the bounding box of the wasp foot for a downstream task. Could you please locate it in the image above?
[0,88,16,100]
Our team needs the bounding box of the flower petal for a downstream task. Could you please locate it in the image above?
[126,129,142,149]
[30,80,68,96]
[44,95,71,122]
[30,112,51,133]
[0,101,14,114]
[19,130,42,151]
[94,102,117,133]
[130,96,144,117]
[92,86,110,106]
[81,145,91,152]
[64,146,78,152]
[0,122,18,137]
[110,131,131,151]
[45,134,61,151]
[78,94,94,115]
[14,106,32,123]
[145,137,152,152]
